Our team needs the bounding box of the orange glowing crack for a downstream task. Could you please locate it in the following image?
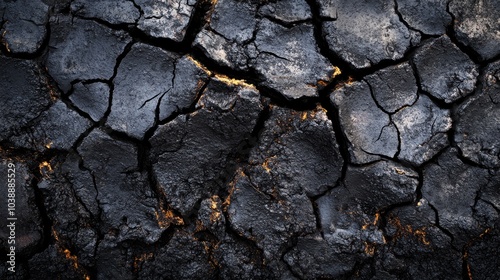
[332,66,342,78]
[155,208,184,228]
[389,217,431,246]
[209,196,222,223]
[186,55,212,75]
[213,74,256,89]
[45,141,53,149]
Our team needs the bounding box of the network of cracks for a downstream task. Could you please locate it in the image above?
[0,0,499,279]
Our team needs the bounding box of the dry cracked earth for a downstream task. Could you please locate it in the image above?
[0,0,499,279]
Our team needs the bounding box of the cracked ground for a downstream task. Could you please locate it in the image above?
[0,0,499,279]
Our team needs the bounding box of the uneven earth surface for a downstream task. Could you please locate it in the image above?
[0,0,499,279]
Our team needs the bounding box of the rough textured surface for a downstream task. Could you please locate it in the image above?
[150,78,264,216]
[379,199,463,279]
[331,80,398,163]
[393,94,452,165]
[9,101,92,152]
[0,56,52,141]
[1,0,498,279]
[260,0,311,23]
[413,36,479,103]
[0,0,49,54]
[158,56,210,121]
[107,43,177,139]
[70,82,110,122]
[46,16,131,92]
[194,4,335,100]
[227,172,316,260]
[78,129,166,244]
[467,227,500,280]
[455,61,500,168]
[450,0,500,61]
[322,0,413,69]
[422,148,499,247]
[365,62,418,113]
[396,0,451,35]
[247,106,343,197]
[37,152,98,268]
[283,159,418,278]
[253,19,335,99]
[71,0,140,25]
[136,0,196,42]
[139,230,216,279]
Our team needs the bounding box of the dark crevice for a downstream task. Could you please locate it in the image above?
[359,147,397,163]
[191,46,262,82]
[318,87,350,182]
[59,86,98,123]
[215,102,271,205]
[192,45,321,111]
[181,0,214,48]
[71,125,97,152]
[256,50,290,61]
[456,152,492,170]
[305,0,428,86]
[101,126,142,147]
[415,169,424,203]
[72,0,213,56]
[480,198,500,214]
[222,210,268,266]
[308,176,341,201]
[393,116,402,158]
[462,249,472,280]
[261,15,312,29]
[137,90,166,110]
[445,2,482,64]
[129,0,143,24]
[309,197,324,238]
[427,202,457,249]
[99,40,135,126]
[157,77,210,126]
[305,0,351,76]
[256,85,319,111]
[419,90,455,110]
[393,0,423,34]
[365,78,392,115]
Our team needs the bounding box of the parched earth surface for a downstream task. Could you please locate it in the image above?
[1,0,499,279]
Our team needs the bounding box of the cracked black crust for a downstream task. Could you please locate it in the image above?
[1,0,499,279]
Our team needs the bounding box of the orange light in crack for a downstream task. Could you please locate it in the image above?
[155,208,184,228]
[39,161,53,177]
[332,66,342,78]
[186,55,212,75]
[389,217,431,246]
[213,74,256,89]
[52,227,60,242]
[209,196,221,223]
[373,213,380,226]
[364,242,376,256]
[301,112,308,120]
[262,156,276,173]
[62,249,79,269]
[45,141,53,149]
